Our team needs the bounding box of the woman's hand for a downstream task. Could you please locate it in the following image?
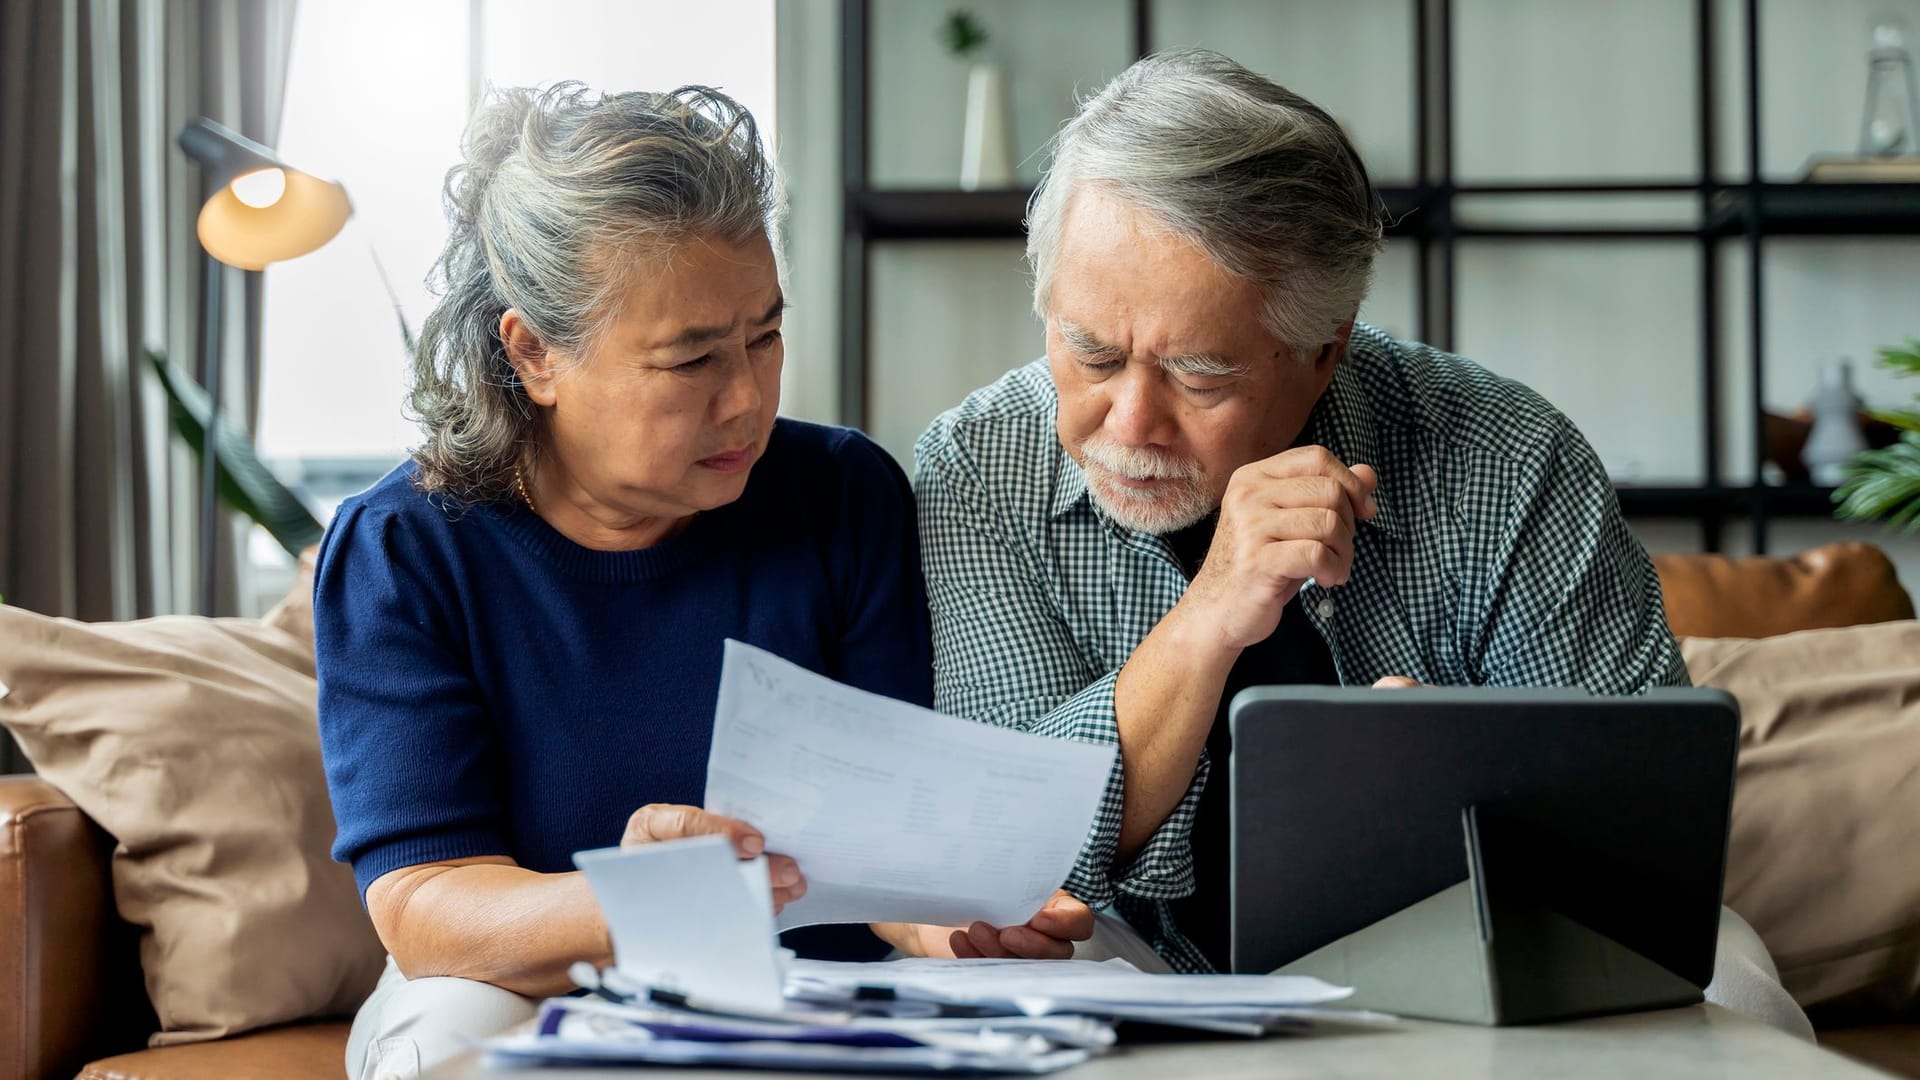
[872,890,1095,960]
[621,803,806,913]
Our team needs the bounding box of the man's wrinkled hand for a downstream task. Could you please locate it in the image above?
[1182,446,1378,651]
[621,803,806,913]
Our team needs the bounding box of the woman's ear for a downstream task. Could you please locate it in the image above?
[500,309,560,407]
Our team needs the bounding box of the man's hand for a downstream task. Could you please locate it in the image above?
[1179,447,1378,651]
[1373,675,1423,688]
[622,804,806,913]
[1111,447,1378,861]
[873,890,1094,960]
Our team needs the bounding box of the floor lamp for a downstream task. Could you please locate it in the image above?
[175,118,350,615]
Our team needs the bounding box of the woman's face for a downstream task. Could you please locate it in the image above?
[515,231,784,526]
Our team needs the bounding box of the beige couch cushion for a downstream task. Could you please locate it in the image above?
[1686,621,1920,1016]
[0,600,383,1045]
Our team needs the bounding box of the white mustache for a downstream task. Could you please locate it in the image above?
[1079,437,1202,483]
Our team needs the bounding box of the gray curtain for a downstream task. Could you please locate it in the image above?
[0,0,296,772]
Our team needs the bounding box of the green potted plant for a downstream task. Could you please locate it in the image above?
[1835,337,1920,533]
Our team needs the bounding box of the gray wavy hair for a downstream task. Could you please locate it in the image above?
[1026,50,1383,356]
[409,82,783,502]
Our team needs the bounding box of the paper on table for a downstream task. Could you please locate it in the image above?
[573,834,785,1013]
[706,640,1117,931]
[789,956,1354,1010]
[484,996,1101,1075]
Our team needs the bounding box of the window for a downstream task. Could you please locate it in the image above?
[250,0,776,610]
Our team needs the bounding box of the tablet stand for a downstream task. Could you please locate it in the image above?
[1273,804,1704,1025]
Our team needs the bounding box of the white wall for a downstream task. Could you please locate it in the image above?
[776,0,842,424]
[867,242,1040,457]
[776,0,1920,591]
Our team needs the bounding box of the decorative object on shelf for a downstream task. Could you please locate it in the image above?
[1764,409,1901,485]
[1860,12,1920,158]
[1805,360,1870,486]
[1836,337,1920,533]
[941,10,1013,190]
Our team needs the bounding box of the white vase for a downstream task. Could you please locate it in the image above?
[1803,360,1868,486]
[961,62,1014,190]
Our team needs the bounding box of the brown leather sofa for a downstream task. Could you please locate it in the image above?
[1,541,1915,1080]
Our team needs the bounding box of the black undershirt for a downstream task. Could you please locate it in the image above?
[1160,515,1339,973]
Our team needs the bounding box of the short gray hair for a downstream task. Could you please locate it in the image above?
[409,82,782,503]
[1027,50,1383,355]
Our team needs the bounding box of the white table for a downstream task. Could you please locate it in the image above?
[428,1004,1894,1079]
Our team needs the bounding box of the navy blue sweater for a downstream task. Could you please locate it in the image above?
[314,420,932,958]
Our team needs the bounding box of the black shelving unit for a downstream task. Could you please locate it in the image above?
[838,0,1913,553]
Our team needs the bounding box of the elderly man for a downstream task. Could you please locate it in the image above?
[913,50,1810,1036]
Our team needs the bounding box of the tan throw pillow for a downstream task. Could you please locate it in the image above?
[0,601,384,1045]
[260,544,319,645]
[1684,622,1920,1018]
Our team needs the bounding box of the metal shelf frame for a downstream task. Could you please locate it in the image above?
[838,0,1900,547]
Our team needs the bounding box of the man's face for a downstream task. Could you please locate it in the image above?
[1045,187,1345,534]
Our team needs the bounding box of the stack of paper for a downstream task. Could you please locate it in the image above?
[788,957,1382,1037]
[481,957,1381,1071]
[482,995,1106,1074]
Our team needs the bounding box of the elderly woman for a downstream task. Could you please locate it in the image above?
[315,84,1085,1079]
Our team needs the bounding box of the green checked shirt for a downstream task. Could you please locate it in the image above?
[912,321,1689,973]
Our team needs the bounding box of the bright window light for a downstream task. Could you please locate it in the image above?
[258,0,777,467]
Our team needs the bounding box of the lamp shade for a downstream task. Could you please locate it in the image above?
[176,118,350,270]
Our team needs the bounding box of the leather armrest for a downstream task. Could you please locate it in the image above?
[1655,541,1917,640]
[0,774,146,1080]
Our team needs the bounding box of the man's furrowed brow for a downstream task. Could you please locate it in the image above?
[1058,320,1126,359]
[1160,351,1252,378]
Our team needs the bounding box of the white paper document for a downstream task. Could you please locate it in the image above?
[706,640,1117,931]
[787,956,1369,1036]
[573,835,786,1013]
[789,956,1354,1010]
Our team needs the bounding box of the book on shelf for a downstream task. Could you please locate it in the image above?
[1802,155,1920,182]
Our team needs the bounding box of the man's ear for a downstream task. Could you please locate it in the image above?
[1306,318,1355,395]
[500,309,560,407]
[1310,319,1355,371]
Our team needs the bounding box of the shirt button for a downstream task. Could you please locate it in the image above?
[1316,596,1336,620]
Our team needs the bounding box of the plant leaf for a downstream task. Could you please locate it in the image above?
[1876,337,1920,379]
[1870,407,1920,434]
[939,10,988,57]
[147,350,325,557]
[1835,431,1920,534]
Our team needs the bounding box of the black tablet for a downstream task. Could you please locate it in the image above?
[1229,686,1738,1024]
